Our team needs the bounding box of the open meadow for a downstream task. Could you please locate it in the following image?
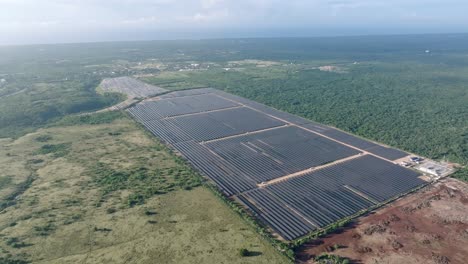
[0,113,289,264]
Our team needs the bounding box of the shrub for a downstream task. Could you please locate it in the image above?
[106,207,117,214]
[239,248,249,257]
[0,176,13,190]
[315,253,350,264]
[452,167,468,182]
[5,237,31,248]
[53,111,124,127]
[33,223,56,236]
[127,193,145,207]
[0,256,30,264]
[35,135,52,142]
[36,143,71,158]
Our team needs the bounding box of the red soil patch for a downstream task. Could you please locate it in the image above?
[296,178,468,264]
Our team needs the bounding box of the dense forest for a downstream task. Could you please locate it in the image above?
[0,34,467,165]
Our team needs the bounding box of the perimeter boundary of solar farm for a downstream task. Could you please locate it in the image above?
[123,110,296,262]
[125,87,433,251]
[289,179,431,247]
[126,107,431,257]
[124,86,211,108]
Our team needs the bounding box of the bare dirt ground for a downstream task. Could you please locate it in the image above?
[296,178,468,264]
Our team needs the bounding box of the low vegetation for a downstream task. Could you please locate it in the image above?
[0,114,288,263]
[92,159,201,207]
[451,167,468,182]
[50,111,125,127]
[35,143,71,158]
[314,253,350,264]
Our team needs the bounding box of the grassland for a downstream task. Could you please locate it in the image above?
[0,113,289,264]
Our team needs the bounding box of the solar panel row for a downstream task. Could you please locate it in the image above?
[158,88,214,99]
[239,190,316,240]
[173,140,256,195]
[212,90,312,125]
[169,107,285,142]
[142,93,239,118]
[205,126,360,183]
[240,155,425,239]
[303,124,409,160]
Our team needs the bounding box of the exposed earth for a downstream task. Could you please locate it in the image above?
[296,178,468,264]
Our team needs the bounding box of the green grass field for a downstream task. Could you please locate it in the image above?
[0,114,289,264]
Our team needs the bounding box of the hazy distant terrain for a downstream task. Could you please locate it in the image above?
[1,35,467,164]
[0,34,467,263]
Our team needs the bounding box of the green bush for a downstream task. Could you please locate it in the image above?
[451,167,468,182]
[127,193,145,207]
[36,143,71,158]
[34,135,52,142]
[0,257,30,264]
[52,111,124,127]
[91,160,202,207]
[315,253,349,264]
[239,248,249,257]
[33,223,56,236]
[106,207,117,214]
[5,237,31,248]
[0,176,12,190]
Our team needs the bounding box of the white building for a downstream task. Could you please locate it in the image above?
[419,166,441,176]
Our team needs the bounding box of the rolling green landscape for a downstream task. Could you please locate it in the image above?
[0,34,467,263]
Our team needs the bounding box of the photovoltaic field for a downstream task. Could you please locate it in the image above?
[127,88,426,240]
[100,77,168,98]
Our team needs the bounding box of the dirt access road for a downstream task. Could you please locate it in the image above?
[296,178,468,264]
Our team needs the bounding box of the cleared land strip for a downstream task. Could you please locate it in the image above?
[343,185,380,204]
[255,188,320,229]
[144,89,213,102]
[163,105,243,119]
[196,142,259,184]
[214,92,396,163]
[200,124,290,144]
[258,153,366,187]
[262,187,320,230]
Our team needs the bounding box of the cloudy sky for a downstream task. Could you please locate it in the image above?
[0,0,467,45]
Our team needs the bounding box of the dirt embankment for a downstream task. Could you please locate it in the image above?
[296,178,468,264]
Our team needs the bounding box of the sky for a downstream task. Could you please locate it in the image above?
[0,0,467,45]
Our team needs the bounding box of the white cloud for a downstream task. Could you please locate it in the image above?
[122,16,160,26]
[0,0,467,44]
[201,0,224,9]
[178,9,229,23]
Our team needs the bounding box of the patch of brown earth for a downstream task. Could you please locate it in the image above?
[296,178,468,264]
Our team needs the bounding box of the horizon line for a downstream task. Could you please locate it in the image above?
[1,31,468,48]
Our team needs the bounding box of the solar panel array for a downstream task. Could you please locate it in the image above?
[100,77,167,98]
[139,93,240,119]
[240,155,424,240]
[303,124,409,160]
[205,126,360,183]
[169,107,285,142]
[173,141,256,195]
[127,88,425,240]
